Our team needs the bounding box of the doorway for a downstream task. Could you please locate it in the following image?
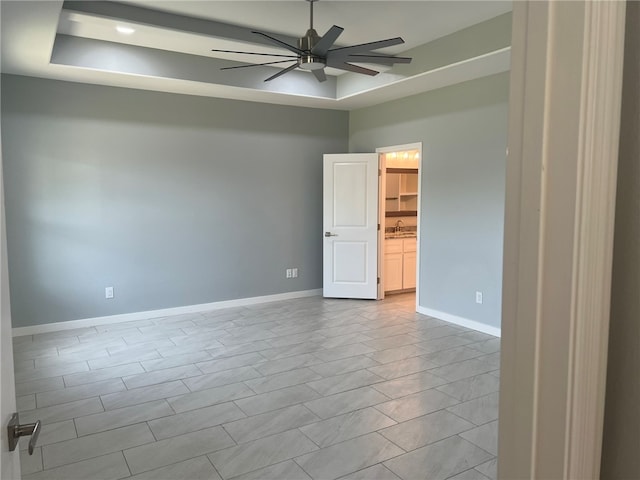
[376,143,422,309]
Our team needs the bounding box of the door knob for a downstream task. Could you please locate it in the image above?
[325,232,338,237]
[7,413,40,455]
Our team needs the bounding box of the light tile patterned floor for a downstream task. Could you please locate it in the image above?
[13,293,499,480]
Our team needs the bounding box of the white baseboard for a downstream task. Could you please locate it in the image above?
[417,306,501,337]
[13,289,323,337]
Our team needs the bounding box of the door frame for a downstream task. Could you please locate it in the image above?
[375,142,423,305]
[498,1,626,478]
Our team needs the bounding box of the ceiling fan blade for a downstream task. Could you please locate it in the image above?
[253,31,305,56]
[312,68,327,82]
[264,62,299,82]
[311,25,344,56]
[346,54,412,65]
[211,48,297,58]
[326,60,379,76]
[221,60,298,71]
[329,37,405,56]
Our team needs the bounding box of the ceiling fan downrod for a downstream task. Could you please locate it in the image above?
[308,0,315,30]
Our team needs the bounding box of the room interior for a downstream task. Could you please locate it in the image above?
[0,3,508,477]
[1,1,511,336]
[0,1,637,479]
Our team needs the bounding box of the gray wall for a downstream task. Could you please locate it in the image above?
[601,1,640,478]
[1,75,348,327]
[350,73,509,329]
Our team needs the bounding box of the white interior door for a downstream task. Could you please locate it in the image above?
[0,144,20,478]
[323,153,379,299]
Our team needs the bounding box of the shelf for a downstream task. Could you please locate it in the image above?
[386,169,418,216]
[386,210,417,217]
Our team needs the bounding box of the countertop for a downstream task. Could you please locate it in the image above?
[384,232,417,240]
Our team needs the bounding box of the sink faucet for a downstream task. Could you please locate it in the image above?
[395,220,405,233]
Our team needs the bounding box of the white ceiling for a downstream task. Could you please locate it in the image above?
[0,1,512,110]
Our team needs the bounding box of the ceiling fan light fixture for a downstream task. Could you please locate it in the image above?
[299,56,325,71]
[115,25,135,35]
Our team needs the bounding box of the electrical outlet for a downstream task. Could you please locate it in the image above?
[292,268,298,278]
[286,269,292,278]
[105,286,114,299]
[475,291,483,304]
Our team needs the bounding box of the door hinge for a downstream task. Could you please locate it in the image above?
[377,277,380,284]
[378,223,380,231]
[378,169,382,176]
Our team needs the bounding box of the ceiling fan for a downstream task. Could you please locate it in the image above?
[211,0,412,83]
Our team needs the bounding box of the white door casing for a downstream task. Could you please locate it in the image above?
[499,1,626,479]
[0,134,20,479]
[377,152,387,300]
[323,153,379,299]
[376,143,422,308]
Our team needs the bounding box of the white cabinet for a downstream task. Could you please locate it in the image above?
[384,239,404,292]
[384,237,417,292]
[384,252,404,292]
[403,251,417,289]
[385,169,418,213]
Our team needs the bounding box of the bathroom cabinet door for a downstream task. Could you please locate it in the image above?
[384,252,403,292]
[403,251,417,289]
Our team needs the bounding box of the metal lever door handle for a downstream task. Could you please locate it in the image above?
[7,413,41,455]
[324,232,338,237]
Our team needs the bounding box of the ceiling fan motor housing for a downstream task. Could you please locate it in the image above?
[298,29,325,70]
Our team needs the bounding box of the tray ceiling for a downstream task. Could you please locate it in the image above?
[1,1,512,110]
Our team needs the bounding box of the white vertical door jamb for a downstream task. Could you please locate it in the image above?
[499,1,626,479]
[378,153,386,300]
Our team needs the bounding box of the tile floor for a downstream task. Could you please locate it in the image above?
[13,293,500,480]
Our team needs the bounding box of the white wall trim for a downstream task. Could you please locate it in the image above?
[12,289,322,337]
[417,306,501,338]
